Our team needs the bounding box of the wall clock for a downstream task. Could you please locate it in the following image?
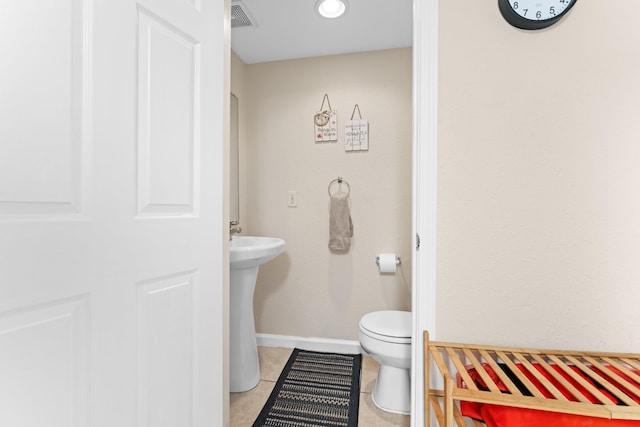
[498,0,577,30]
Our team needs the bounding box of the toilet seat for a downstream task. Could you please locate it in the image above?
[359,310,411,344]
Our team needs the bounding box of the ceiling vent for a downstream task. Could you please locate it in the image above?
[231,1,257,29]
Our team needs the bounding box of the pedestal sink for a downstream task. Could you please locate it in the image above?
[230,236,285,392]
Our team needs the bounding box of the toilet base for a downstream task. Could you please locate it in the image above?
[371,364,411,415]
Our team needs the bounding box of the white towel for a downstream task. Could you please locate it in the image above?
[328,194,353,251]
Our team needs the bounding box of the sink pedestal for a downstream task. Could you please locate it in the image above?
[230,266,260,392]
[229,236,285,393]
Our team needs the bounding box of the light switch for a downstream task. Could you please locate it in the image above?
[287,191,297,207]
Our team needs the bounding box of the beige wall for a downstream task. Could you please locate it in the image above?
[232,49,413,341]
[437,2,640,352]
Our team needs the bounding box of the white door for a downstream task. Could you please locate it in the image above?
[0,0,226,426]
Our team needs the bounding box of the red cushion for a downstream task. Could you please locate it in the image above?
[481,405,640,427]
[459,363,640,427]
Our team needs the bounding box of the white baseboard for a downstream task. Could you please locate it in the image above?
[256,333,364,355]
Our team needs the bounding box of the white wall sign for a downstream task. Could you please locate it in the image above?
[345,104,368,151]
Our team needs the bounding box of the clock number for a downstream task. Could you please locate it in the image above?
[501,0,576,29]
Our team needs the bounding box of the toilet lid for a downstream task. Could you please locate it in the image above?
[360,310,412,339]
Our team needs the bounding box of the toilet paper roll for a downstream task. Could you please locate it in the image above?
[377,253,398,273]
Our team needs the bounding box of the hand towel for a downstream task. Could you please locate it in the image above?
[328,193,353,251]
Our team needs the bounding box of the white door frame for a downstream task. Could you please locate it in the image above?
[411,0,438,426]
[219,0,438,424]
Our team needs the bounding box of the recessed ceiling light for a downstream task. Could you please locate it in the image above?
[316,0,348,19]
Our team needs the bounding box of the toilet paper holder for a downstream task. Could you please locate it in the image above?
[375,255,401,266]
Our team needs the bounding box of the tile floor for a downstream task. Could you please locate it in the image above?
[230,346,411,426]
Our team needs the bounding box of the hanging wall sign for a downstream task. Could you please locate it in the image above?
[314,94,338,143]
[345,104,368,152]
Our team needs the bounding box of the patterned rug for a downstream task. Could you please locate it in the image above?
[252,348,362,427]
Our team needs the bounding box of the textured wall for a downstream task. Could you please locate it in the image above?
[437,1,640,352]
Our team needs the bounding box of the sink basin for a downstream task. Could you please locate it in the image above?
[230,236,285,269]
[229,235,285,392]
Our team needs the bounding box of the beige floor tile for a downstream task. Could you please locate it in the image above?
[257,346,292,382]
[360,355,380,394]
[358,392,411,426]
[230,380,275,427]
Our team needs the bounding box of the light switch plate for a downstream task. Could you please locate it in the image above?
[287,191,297,207]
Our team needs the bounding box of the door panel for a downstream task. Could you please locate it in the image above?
[137,10,200,217]
[137,271,196,427]
[0,0,86,217]
[0,297,89,425]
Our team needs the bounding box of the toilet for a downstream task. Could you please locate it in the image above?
[358,310,412,414]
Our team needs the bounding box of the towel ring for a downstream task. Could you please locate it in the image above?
[328,177,350,197]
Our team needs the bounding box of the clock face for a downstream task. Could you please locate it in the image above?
[499,0,577,30]
[508,0,574,21]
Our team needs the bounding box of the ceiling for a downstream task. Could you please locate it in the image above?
[230,0,413,64]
